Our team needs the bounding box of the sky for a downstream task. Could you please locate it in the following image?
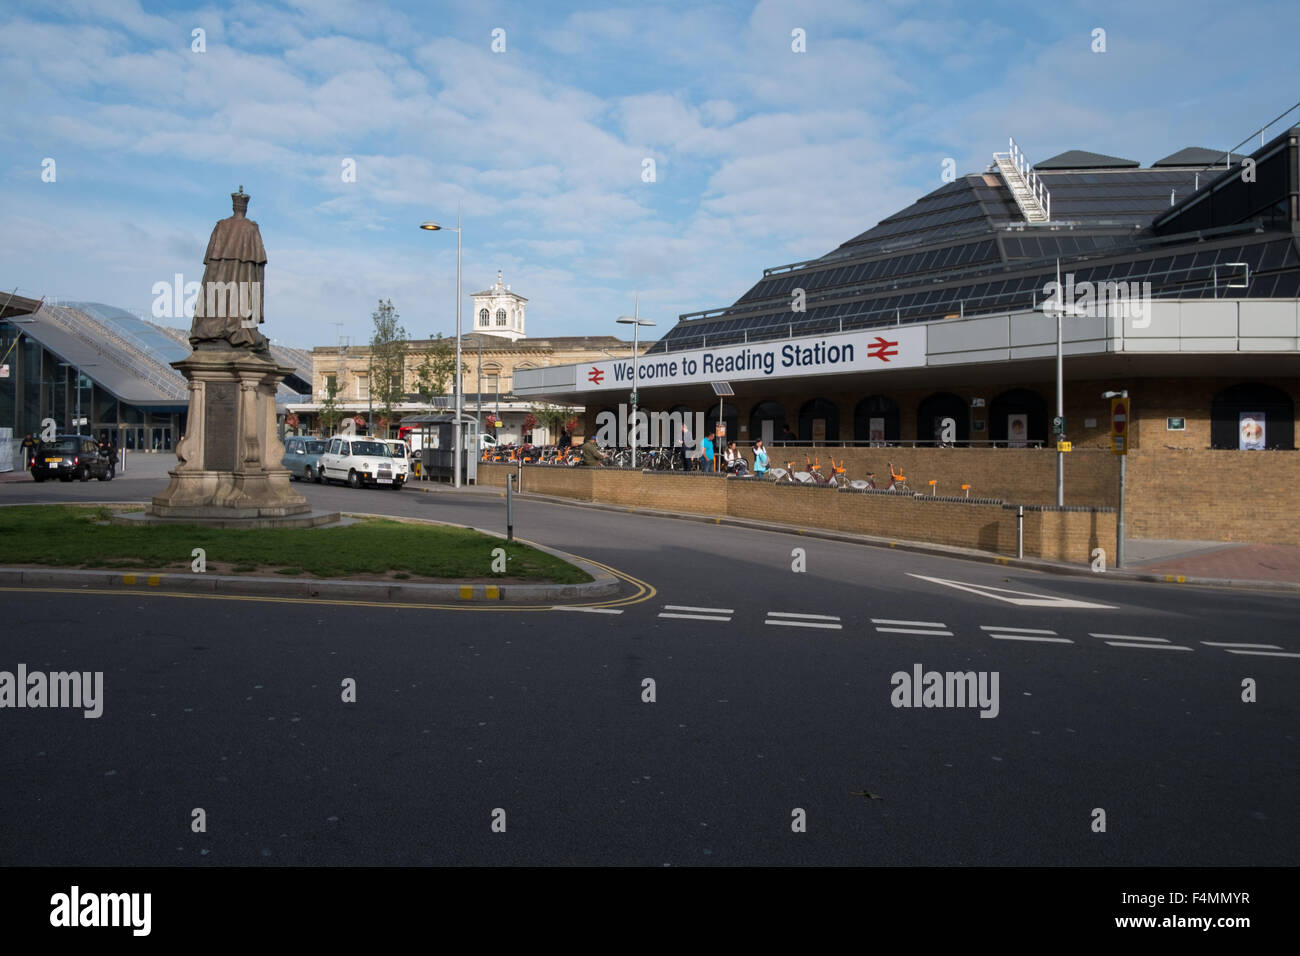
[2,0,1298,350]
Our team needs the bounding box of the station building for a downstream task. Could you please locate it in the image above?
[511,131,1300,545]
[0,294,311,461]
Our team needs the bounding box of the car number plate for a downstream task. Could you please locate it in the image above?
[377,478,392,484]
[45,457,61,463]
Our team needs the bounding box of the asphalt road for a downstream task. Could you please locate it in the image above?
[1,469,1296,865]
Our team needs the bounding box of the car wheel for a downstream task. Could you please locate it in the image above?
[78,466,91,482]
[304,466,314,482]
[348,469,361,488]
[33,473,46,483]
[392,481,404,491]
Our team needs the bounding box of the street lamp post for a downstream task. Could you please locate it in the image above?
[420,215,464,488]
[1102,389,1128,569]
[616,301,655,469]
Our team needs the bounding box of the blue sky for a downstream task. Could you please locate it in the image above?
[2,0,1297,349]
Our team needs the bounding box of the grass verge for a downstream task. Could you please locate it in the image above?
[0,505,591,584]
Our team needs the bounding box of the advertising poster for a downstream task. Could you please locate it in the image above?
[812,418,826,441]
[869,417,885,444]
[1239,412,1266,450]
[1008,413,1028,448]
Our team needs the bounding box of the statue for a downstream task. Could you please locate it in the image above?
[189,186,270,351]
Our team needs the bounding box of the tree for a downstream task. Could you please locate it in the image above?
[411,332,462,405]
[318,377,342,436]
[529,403,576,442]
[370,298,408,437]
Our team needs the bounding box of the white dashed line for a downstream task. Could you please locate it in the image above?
[1222,649,1300,659]
[981,626,1057,634]
[765,620,843,630]
[1200,641,1282,649]
[769,611,841,621]
[872,617,953,636]
[1104,641,1193,651]
[659,604,733,622]
[989,634,1073,644]
[1090,633,1168,643]
[551,606,624,614]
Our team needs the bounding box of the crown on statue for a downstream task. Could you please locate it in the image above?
[231,185,249,215]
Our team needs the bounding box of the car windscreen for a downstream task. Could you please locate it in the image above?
[351,442,389,456]
[39,439,79,454]
[388,444,407,457]
[304,441,327,454]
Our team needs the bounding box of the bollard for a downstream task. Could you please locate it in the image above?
[961,484,970,498]
[1016,505,1024,559]
[506,474,514,543]
[928,479,937,496]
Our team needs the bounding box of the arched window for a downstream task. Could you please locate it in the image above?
[1211,383,1295,449]
[478,309,489,326]
[916,392,969,445]
[496,309,507,326]
[748,400,787,445]
[988,388,1047,446]
[798,398,839,442]
[854,395,899,444]
[704,402,740,444]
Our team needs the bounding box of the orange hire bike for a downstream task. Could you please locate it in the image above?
[887,462,911,493]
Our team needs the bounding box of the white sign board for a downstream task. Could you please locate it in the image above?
[575,327,926,393]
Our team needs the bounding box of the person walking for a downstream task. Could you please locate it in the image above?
[21,433,35,472]
[699,430,715,472]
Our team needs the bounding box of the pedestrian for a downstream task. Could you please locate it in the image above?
[752,439,769,477]
[580,439,606,467]
[725,441,748,476]
[21,433,35,471]
[780,423,796,443]
[700,430,715,472]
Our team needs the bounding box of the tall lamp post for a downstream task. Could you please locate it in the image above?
[420,215,464,488]
[1102,389,1128,568]
[616,301,655,469]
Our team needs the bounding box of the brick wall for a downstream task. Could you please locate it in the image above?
[480,442,1298,546]
[480,462,1115,563]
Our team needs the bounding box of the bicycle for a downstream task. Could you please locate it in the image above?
[766,460,797,483]
[886,462,912,493]
[805,456,832,485]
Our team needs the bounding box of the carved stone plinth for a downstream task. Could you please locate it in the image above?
[150,347,309,520]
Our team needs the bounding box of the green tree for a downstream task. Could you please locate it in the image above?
[370,298,408,436]
[411,332,462,405]
[318,376,342,436]
[529,402,577,442]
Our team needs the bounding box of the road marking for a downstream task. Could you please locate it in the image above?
[551,606,624,614]
[1104,641,1193,651]
[659,613,731,622]
[981,625,1071,644]
[664,604,733,614]
[1090,633,1167,642]
[1200,641,1282,649]
[908,574,1117,609]
[873,618,953,636]
[765,612,843,630]
[1222,649,1300,659]
[989,634,1073,644]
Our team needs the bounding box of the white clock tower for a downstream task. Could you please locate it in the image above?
[470,270,528,342]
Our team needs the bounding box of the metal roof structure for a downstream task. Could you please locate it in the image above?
[647,129,1300,356]
[1034,149,1140,170]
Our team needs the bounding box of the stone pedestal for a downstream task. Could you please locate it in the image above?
[150,347,309,519]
